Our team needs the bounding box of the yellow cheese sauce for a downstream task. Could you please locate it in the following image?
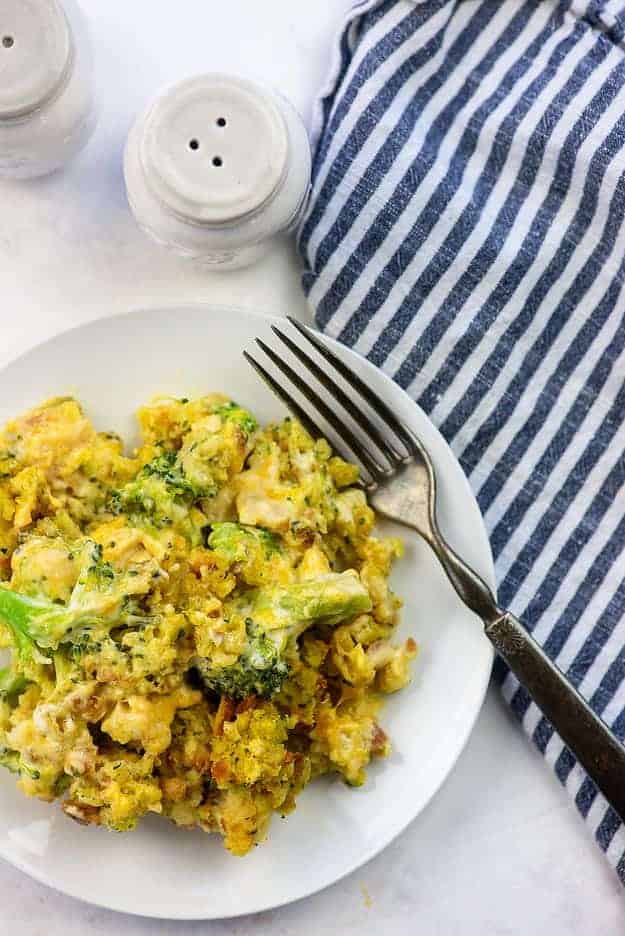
[0,395,415,855]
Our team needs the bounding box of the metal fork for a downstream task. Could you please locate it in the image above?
[245,316,625,822]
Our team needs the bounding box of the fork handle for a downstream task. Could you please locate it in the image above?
[486,612,625,820]
[429,535,625,819]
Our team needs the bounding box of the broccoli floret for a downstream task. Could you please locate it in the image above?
[0,747,22,776]
[0,667,29,702]
[195,571,371,700]
[248,571,373,634]
[111,451,208,512]
[207,522,281,563]
[0,542,144,659]
[213,401,257,437]
[61,541,150,619]
[195,621,288,698]
[0,586,107,658]
[77,542,114,587]
[0,746,41,780]
[138,452,207,500]
[110,452,210,542]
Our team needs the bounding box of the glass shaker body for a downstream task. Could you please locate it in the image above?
[0,0,96,179]
[124,74,312,270]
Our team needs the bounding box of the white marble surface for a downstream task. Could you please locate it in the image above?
[0,1,624,932]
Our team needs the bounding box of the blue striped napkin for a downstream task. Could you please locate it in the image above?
[298,0,625,883]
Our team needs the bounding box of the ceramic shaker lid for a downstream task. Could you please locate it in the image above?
[140,74,290,224]
[0,0,72,120]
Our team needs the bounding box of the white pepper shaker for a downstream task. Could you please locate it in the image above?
[124,74,312,270]
[0,0,96,179]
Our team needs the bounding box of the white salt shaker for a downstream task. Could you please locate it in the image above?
[0,0,96,179]
[124,74,312,270]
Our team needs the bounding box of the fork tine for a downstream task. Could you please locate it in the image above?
[244,351,365,474]
[243,351,325,442]
[287,316,420,458]
[271,325,404,467]
[254,338,389,484]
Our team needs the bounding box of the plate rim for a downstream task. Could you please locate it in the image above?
[0,304,495,920]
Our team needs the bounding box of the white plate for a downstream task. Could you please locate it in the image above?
[0,305,494,919]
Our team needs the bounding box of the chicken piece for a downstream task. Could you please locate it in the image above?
[101,686,201,756]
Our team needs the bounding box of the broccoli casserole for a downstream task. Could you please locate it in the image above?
[0,394,416,855]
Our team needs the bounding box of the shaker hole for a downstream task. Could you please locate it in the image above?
[216,117,227,127]
[189,139,200,151]
[212,156,223,167]
[2,36,14,48]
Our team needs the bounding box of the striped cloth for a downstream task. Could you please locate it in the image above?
[298,0,625,883]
